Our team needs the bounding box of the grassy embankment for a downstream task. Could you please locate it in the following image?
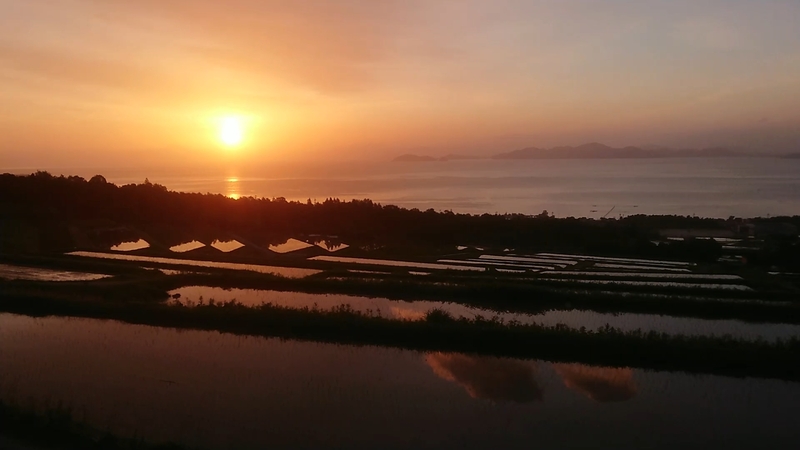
[0,400,186,450]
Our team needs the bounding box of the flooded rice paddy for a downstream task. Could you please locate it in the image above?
[539,278,753,291]
[437,259,556,270]
[347,269,393,275]
[269,238,314,253]
[168,287,800,342]
[433,253,751,292]
[310,256,485,272]
[535,253,694,267]
[0,263,110,282]
[479,255,576,266]
[210,239,244,252]
[169,241,206,253]
[315,240,349,252]
[66,252,320,278]
[593,263,692,272]
[541,271,742,280]
[1,313,798,449]
[110,239,150,252]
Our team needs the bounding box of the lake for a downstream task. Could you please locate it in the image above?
[1,313,799,449]
[26,157,800,218]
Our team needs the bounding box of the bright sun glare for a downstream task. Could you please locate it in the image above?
[219,117,244,147]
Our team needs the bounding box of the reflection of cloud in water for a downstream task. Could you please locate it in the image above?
[553,363,637,403]
[426,353,542,403]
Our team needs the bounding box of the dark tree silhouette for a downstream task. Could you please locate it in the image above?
[1,172,797,266]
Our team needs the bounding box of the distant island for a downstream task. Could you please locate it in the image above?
[782,153,800,159]
[393,142,747,162]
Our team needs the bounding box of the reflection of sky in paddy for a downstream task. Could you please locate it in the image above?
[426,353,636,403]
[68,252,318,278]
[536,253,694,267]
[169,241,206,253]
[168,287,800,342]
[425,352,542,403]
[3,313,799,449]
[110,239,150,251]
[552,363,637,402]
[310,255,484,271]
[0,264,110,282]
[542,271,742,280]
[269,238,313,253]
[315,240,349,252]
[438,259,553,270]
[539,278,753,291]
[211,239,244,252]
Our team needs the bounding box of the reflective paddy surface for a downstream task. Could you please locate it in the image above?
[1,313,799,449]
[169,287,800,342]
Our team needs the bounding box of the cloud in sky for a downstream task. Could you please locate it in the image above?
[1,0,799,167]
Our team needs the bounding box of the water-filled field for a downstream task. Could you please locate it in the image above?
[169,287,800,342]
[66,251,320,278]
[0,263,110,282]
[2,313,799,449]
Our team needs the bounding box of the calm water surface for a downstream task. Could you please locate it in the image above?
[0,263,110,282]
[40,158,800,218]
[110,239,150,252]
[310,255,485,271]
[169,287,800,342]
[66,251,320,278]
[269,238,314,253]
[1,313,798,449]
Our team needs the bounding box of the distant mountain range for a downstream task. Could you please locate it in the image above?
[393,142,753,162]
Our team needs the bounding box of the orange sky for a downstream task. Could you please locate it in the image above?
[1,0,799,168]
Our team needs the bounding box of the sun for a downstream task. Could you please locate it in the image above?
[219,116,244,147]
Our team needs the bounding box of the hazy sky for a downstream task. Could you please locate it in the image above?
[1,0,799,168]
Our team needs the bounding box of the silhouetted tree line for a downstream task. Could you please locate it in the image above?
[1,172,797,264]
